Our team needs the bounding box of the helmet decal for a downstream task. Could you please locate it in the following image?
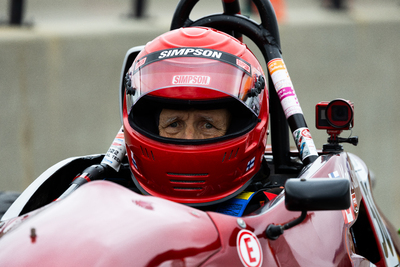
[172,75,211,85]
[132,47,252,76]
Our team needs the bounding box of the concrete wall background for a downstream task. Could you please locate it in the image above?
[1,0,399,228]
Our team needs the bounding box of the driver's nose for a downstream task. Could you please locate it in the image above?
[180,124,198,139]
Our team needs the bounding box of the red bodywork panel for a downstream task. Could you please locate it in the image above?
[0,183,351,266]
[0,152,398,266]
[0,182,220,266]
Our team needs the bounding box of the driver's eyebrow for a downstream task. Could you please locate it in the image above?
[195,114,215,122]
[160,116,180,127]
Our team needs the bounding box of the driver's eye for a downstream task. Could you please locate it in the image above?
[169,122,179,128]
[204,122,213,129]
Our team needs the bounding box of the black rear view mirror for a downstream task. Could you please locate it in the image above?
[285,178,351,211]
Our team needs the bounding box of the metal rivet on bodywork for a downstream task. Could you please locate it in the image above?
[190,210,200,218]
[237,218,246,228]
[30,228,37,243]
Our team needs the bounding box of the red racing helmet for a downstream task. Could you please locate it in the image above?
[123,27,269,206]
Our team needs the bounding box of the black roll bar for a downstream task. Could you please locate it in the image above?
[9,0,25,25]
[128,0,147,19]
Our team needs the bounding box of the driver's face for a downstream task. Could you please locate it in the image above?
[158,108,230,139]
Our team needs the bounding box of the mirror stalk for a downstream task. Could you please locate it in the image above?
[265,210,307,240]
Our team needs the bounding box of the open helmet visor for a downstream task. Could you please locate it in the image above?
[125,48,265,119]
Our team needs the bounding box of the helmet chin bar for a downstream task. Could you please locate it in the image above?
[130,169,257,207]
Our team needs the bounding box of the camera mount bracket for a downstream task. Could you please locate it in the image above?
[323,129,358,152]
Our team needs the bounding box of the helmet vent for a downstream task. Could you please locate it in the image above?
[172,187,203,191]
[167,173,208,177]
[140,146,155,160]
[170,179,206,183]
[169,178,205,191]
[222,148,240,162]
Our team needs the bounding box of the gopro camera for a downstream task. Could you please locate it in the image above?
[316,99,354,130]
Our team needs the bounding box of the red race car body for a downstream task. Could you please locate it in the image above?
[1,0,399,266]
[1,151,398,266]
